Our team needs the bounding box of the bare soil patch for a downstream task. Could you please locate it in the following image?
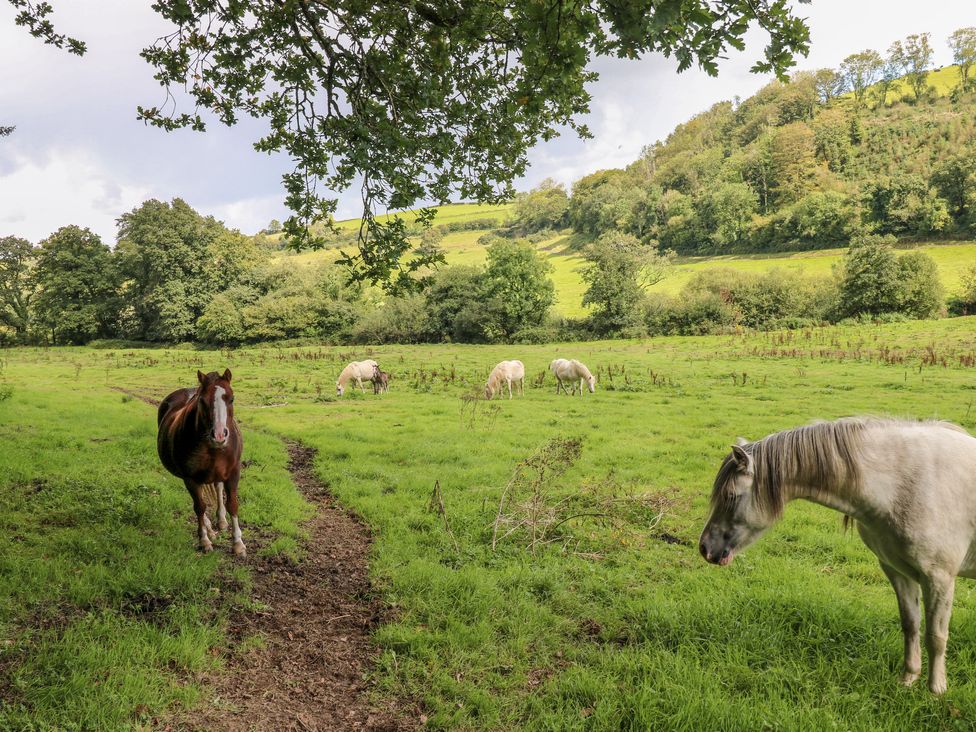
[176,441,417,731]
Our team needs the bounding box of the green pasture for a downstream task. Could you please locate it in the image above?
[330,201,513,233]
[4,319,976,728]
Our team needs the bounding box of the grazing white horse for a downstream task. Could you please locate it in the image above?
[336,359,379,396]
[550,358,595,396]
[485,360,525,400]
[700,417,976,695]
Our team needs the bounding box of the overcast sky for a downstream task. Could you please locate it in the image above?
[1,1,971,243]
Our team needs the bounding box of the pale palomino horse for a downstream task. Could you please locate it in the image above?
[336,359,378,396]
[700,417,976,694]
[484,360,525,400]
[550,358,595,396]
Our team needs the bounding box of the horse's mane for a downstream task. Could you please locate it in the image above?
[711,417,882,517]
[571,360,593,379]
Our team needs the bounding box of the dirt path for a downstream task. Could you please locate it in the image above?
[188,442,415,731]
[112,387,416,730]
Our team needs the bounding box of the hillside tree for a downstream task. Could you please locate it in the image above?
[875,49,903,107]
[8,0,811,288]
[511,179,570,234]
[813,68,844,105]
[948,27,976,89]
[891,34,934,101]
[840,50,883,108]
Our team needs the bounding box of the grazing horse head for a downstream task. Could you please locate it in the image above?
[585,373,596,393]
[699,438,772,566]
[196,369,235,448]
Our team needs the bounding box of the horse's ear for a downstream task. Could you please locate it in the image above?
[197,370,206,384]
[731,445,752,471]
[222,368,232,382]
[735,436,750,447]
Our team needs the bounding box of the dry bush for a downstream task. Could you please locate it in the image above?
[491,439,679,554]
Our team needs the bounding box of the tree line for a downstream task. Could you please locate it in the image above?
[2,196,966,346]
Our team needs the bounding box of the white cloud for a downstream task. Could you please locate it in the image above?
[208,194,290,235]
[0,146,152,243]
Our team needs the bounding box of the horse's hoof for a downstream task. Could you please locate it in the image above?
[207,528,218,541]
[900,671,920,686]
[929,677,947,695]
[233,541,247,557]
[199,542,214,554]
[217,519,228,532]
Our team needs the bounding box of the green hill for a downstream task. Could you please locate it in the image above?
[275,59,976,317]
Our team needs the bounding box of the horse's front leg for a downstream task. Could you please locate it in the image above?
[216,481,228,531]
[186,480,213,553]
[922,571,956,694]
[507,379,513,399]
[880,563,921,685]
[225,471,246,557]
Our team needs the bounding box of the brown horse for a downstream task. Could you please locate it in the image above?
[371,365,390,394]
[157,369,245,556]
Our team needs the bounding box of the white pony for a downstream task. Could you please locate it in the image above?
[550,358,595,396]
[701,417,976,695]
[485,360,525,400]
[336,359,379,396]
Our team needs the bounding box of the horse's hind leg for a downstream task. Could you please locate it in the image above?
[921,571,955,694]
[226,472,246,557]
[186,481,213,553]
[216,481,228,531]
[880,562,921,686]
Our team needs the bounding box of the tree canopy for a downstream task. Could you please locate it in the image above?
[7,0,811,288]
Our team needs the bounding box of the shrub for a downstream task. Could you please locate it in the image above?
[838,234,944,319]
[896,250,944,318]
[350,294,429,344]
[644,292,738,335]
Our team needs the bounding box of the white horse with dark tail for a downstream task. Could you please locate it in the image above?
[700,416,976,694]
[336,359,378,396]
[550,358,595,396]
[485,360,524,400]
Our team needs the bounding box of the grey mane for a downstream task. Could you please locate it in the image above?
[711,417,958,518]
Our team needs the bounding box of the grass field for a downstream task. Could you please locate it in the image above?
[5,319,976,729]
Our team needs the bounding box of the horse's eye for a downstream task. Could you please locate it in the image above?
[228,397,234,404]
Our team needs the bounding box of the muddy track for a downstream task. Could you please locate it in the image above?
[187,441,415,731]
[111,387,416,730]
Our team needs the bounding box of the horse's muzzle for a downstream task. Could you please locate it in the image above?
[699,536,735,566]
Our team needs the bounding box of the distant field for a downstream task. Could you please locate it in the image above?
[331,201,513,232]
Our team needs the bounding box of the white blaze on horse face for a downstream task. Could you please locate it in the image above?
[213,386,229,443]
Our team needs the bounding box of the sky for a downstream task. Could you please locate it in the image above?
[0,1,972,243]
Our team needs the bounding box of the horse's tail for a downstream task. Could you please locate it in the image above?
[199,482,219,510]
